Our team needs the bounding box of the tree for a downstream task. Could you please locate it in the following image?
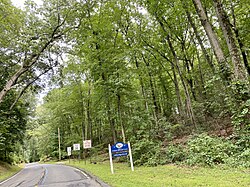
[0,0,81,106]
[191,0,231,81]
[213,0,247,80]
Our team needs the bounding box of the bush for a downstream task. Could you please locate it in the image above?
[165,144,187,163]
[186,134,236,166]
[226,132,250,167]
[132,133,250,168]
[132,139,161,166]
[232,99,250,129]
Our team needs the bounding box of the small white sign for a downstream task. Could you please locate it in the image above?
[67,147,72,156]
[83,140,92,149]
[73,143,80,151]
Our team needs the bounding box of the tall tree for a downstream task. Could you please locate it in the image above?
[191,0,231,81]
[213,0,247,80]
[0,0,81,106]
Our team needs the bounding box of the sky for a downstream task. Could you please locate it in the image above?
[11,0,42,8]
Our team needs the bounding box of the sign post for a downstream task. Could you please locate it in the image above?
[83,140,92,164]
[108,144,114,174]
[109,142,134,174]
[128,141,134,171]
[67,147,72,163]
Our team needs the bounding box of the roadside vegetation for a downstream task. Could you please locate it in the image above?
[67,161,250,187]
[0,161,22,181]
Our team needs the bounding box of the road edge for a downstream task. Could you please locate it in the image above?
[0,167,23,185]
[61,164,111,187]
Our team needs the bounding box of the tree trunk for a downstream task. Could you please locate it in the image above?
[117,93,126,143]
[166,35,197,128]
[213,0,247,80]
[87,80,92,140]
[197,50,207,99]
[107,102,117,144]
[0,67,28,104]
[182,0,215,72]
[171,61,184,117]
[142,54,160,125]
[192,0,231,81]
[230,0,250,76]
[135,56,149,111]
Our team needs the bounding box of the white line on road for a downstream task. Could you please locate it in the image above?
[76,168,89,179]
[0,169,23,186]
[62,164,90,179]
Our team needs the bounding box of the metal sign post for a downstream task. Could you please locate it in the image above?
[108,144,114,174]
[128,141,134,171]
[83,140,92,165]
[67,147,72,163]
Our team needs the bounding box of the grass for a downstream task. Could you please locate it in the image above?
[66,160,250,187]
[0,161,22,181]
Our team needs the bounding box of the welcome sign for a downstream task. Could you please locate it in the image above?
[111,142,129,157]
[108,142,134,174]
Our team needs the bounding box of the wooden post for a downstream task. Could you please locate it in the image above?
[58,128,61,160]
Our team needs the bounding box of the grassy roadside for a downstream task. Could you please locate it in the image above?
[0,161,23,182]
[66,160,250,187]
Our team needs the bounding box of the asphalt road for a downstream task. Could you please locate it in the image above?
[0,163,102,187]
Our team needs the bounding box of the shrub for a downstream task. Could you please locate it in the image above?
[132,139,161,166]
[226,132,250,167]
[186,134,236,166]
[159,145,187,164]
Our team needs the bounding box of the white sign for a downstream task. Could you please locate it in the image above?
[67,147,72,156]
[73,143,80,151]
[83,140,92,149]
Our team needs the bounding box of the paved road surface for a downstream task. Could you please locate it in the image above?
[0,163,102,187]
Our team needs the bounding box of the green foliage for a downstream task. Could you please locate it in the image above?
[132,133,250,168]
[186,134,236,166]
[162,145,187,164]
[0,92,29,162]
[0,161,22,181]
[232,99,250,129]
[132,139,161,166]
[141,144,187,166]
[227,132,250,167]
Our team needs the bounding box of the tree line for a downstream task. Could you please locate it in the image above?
[0,0,249,164]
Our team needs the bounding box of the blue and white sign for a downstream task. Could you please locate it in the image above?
[111,142,129,157]
[113,152,128,157]
[108,142,134,174]
[111,142,128,152]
